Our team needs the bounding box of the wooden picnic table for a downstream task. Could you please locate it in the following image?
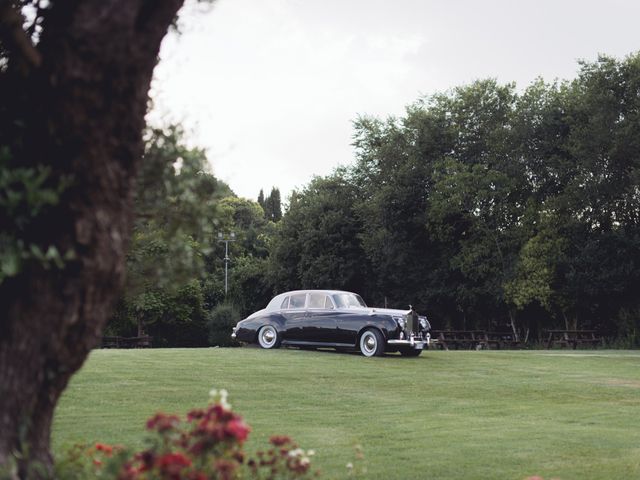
[431,330,488,350]
[545,330,602,349]
[430,330,524,350]
[101,335,152,348]
[485,331,522,349]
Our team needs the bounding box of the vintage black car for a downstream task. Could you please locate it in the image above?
[231,290,431,357]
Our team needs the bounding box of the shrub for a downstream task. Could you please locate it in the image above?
[55,389,317,479]
[208,304,241,347]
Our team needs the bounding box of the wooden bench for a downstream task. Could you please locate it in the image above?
[545,330,602,349]
[101,335,152,348]
[431,330,488,350]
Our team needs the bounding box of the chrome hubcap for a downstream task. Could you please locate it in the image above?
[263,330,275,342]
[361,332,377,355]
[365,336,375,350]
[259,326,276,348]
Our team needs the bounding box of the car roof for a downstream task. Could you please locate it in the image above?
[265,290,359,311]
[277,289,354,296]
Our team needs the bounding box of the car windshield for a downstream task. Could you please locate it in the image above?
[332,293,367,309]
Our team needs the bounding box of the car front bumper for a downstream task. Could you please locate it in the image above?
[387,332,430,349]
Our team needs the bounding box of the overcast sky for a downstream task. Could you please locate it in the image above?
[149,0,640,201]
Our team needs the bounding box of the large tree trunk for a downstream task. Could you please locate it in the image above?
[0,1,184,476]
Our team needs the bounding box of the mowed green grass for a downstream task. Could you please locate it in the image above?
[52,348,640,479]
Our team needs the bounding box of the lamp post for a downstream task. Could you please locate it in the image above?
[218,232,236,295]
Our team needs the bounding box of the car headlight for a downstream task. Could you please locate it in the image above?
[393,316,406,329]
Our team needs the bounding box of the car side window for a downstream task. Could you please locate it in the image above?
[308,293,329,309]
[289,293,306,309]
[280,296,290,309]
[324,296,335,309]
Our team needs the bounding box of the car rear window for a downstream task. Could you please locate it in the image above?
[289,293,306,309]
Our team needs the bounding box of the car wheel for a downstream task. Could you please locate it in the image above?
[257,325,280,349]
[399,348,422,357]
[359,329,384,357]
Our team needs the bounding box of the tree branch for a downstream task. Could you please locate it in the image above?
[0,0,41,70]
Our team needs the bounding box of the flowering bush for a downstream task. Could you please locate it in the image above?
[56,389,318,480]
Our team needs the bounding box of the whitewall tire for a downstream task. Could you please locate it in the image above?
[359,329,384,357]
[258,325,280,349]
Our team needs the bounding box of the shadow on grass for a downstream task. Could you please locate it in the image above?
[253,345,425,359]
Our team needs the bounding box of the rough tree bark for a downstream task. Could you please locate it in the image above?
[0,1,184,476]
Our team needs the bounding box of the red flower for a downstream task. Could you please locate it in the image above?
[79,396,313,480]
[186,472,208,480]
[187,409,206,422]
[156,452,192,477]
[135,450,156,471]
[269,435,292,447]
[119,468,132,479]
[156,452,191,469]
[118,463,143,480]
[214,459,237,480]
[146,413,180,432]
[95,443,114,455]
[225,418,250,443]
[211,404,225,420]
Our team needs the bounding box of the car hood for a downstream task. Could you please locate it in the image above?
[341,307,424,317]
[368,307,412,316]
[367,307,431,330]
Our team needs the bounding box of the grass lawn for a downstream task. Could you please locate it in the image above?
[52,348,640,479]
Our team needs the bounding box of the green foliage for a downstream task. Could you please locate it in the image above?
[257,188,265,209]
[504,224,567,311]
[109,126,226,343]
[269,52,640,339]
[207,304,241,347]
[204,194,276,318]
[263,187,282,222]
[227,256,272,316]
[109,52,640,345]
[218,197,266,241]
[111,279,207,346]
[270,174,369,295]
[0,147,75,282]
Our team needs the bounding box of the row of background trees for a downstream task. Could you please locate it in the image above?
[109,53,640,347]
